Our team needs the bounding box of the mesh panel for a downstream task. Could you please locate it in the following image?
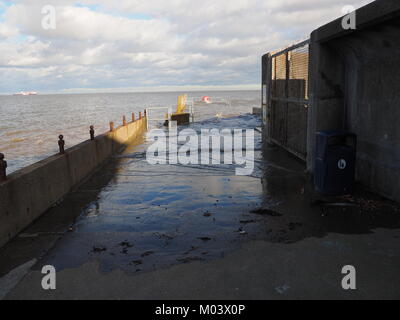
[268,41,310,160]
[289,45,309,99]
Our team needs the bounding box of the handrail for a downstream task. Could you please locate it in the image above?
[145,107,173,129]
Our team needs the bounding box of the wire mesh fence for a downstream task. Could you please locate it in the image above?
[262,40,310,160]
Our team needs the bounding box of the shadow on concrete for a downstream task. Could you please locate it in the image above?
[0,134,145,278]
[257,143,400,245]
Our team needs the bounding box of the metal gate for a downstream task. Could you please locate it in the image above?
[262,40,310,161]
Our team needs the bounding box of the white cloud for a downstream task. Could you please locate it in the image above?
[0,0,375,93]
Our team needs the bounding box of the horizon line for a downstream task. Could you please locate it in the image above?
[0,84,260,96]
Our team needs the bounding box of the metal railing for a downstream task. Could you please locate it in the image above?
[145,105,196,128]
[145,107,173,129]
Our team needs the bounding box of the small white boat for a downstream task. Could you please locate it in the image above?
[13,91,38,96]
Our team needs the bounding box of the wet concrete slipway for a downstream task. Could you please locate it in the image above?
[1,112,400,300]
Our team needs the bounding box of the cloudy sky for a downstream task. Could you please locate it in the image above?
[0,0,373,94]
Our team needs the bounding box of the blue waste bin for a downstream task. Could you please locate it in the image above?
[314,130,357,195]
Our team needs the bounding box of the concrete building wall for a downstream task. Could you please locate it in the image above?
[307,0,400,202]
[0,118,147,247]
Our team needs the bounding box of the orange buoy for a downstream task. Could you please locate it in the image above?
[202,96,211,104]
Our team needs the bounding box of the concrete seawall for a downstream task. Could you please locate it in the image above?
[0,117,147,248]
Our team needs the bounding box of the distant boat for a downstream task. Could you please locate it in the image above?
[13,91,38,96]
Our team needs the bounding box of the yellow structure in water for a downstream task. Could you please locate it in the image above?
[165,94,190,126]
[176,94,188,114]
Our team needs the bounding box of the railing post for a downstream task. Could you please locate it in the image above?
[58,135,65,154]
[132,113,135,122]
[123,115,127,126]
[90,125,95,140]
[0,153,7,182]
[109,121,114,132]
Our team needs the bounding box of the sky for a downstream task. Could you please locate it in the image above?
[0,0,374,94]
